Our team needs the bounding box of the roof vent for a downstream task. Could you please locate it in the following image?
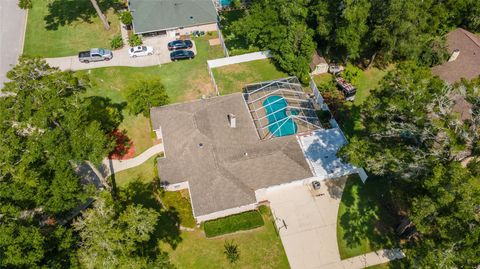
[448,49,460,62]
[227,114,236,128]
[198,143,204,148]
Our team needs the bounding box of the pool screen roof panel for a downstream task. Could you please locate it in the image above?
[243,77,322,140]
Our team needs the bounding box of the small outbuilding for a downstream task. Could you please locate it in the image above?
[310,52,328,75]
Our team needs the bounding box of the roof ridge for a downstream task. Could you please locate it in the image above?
[460,28,480,49]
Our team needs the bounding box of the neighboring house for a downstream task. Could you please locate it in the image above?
[128,0,218,37]
[310,51,329,75]
[431,28,480,83]
[150,78,361,223]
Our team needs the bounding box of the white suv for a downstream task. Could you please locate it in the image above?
[128,46,154,58]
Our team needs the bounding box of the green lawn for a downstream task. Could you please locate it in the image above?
[314,67,388,137]
[115,162,288,268]
[212,59,289,95]
[160,190,196,228]
[113,155,158,187]
[337,175,398,259]
[163,206,289,269]
[24,0,121,57]
[78,34,224,156]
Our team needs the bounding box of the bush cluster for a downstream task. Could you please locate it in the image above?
[204,210,264,237]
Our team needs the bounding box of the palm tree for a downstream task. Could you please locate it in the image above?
[90,0,110,30]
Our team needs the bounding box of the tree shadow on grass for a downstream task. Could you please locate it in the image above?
[339,177,395,252]
[44,0,123,30]
[121,179,183,250]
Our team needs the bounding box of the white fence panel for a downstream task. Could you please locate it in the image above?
[207,50,272,68]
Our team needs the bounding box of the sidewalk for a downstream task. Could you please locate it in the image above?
[102,143,164,176]
[340,249,405,269]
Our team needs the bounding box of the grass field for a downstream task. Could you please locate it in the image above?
[78,35,224,156]
[114,155,158,187]
[24,0,121,57]
[163,206,289,269]
[337,175,398,259]
[212,59,289,95]
[313,67,388,137]
[160,190,196,228]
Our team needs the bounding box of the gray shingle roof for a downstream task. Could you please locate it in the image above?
[129,0,218,34]
[151,93,313,217]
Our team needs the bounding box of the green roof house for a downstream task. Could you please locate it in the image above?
[128,0,218,36]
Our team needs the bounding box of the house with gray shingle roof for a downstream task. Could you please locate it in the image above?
[128,0,218,36]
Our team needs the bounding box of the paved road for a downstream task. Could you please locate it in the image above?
[0,0,27,88]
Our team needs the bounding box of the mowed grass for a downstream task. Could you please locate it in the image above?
[204,210,264,238]
[78,35,224,155]
[24,0,121,57]
[117,114,157,157]
[160,190,196,228]
[162,206,289,269]
[337,175,398,259]
[80,34,224,103]
[212,59,289,95]
[113,155,158,187]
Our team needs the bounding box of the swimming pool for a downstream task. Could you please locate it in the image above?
[220,0,232,6]
[263,95,297,137]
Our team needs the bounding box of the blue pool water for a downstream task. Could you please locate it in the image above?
[220,0,232,6]
[263,95,297,137]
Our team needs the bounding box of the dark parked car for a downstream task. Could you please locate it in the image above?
[167,40,193,50]
[170,50,195,61]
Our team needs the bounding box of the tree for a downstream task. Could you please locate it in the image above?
[338,63,480,267]
[18,0,32,9]
[0,57,116,267]
[90,0,110,30]
[126,79,169,117]
[74,192,172,269]
[231,0,316,82]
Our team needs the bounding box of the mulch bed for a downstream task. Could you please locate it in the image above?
[109,129,136,160]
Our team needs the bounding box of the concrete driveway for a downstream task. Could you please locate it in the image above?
[46,36,197,71]
[266,178,347,269]
[0,0,27,87]
[265,177,404,269]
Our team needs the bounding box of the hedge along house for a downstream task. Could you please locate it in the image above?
[151,78,362,223]
[128,0,219,37]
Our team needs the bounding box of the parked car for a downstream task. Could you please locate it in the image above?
[78,48,112,63]
[167,40,193,50]
[170,50,195,61]
[128,45,154,57]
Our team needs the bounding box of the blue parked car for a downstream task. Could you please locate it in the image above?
[170,50,195,61]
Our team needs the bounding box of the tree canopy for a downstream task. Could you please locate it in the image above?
[339,63,480,267]
[0,57,116,267]
[126,79,169,117]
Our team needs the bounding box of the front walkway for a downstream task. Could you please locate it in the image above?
[102,143,164,176]
[264,178,404,269]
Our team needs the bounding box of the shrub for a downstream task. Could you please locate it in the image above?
[120,11,133,25]
[128,34,142,46]
[204,210,264,237]
[110,35,124,49]
[231,0,242,9]
[342,63,361,85]
[224,240,240,263]
[18,0,32,9]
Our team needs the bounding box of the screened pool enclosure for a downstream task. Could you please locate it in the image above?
[243,77,322,140]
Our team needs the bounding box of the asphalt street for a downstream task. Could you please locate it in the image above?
[0,0,27,88]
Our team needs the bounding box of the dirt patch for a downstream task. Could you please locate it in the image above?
[181,74,215,101]
[208,38,221,46]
